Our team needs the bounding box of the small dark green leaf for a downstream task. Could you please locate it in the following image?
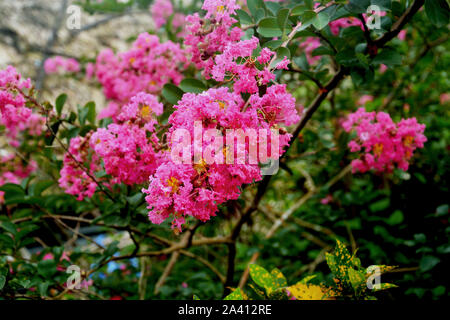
[179,78,207,94]
[162,84,185,105]
[425,0,450,27]
[55,94,68,116]
[258,17,283,37]
[372,48,402,66]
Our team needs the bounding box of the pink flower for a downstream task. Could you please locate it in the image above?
[379,64,388,74]
[299,37,321,65]
[343,108,427,173]
[320,195,333,205]
[275,56,290,70]
[0,66,35,143]
[94,32,187,118]
[143,84,300,232]
[90,93,164,185]
[357,95,374,106]
[44,56,80,74]
[398,29,407,41]
[59,132,117,200]
[440,93,450,105]
[184,1,243,78]
[150,0,173,29]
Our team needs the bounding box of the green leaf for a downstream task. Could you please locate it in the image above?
[247,0,265,17]
[263,40,283,50]
[55,93,68,116]
[249,264,275,294]
[372,48,402,66]
[255,8,266,23]
[37,260,57,278]
[345,0,370,14]
[336,49,358,66]
[298,10,317,31]
[162,84,184,105]
[373,283,398,292]
[312,11,330,30]
[85,101,97,125]
[387,210,404,225]
[179,78,207,94]
[265,1,281,15]
[270,268,287,289]
[312,46,335,57]
[224,287,245,300]
[0,183,25,199]
[258,17,283,37]
[420,256,440,272]
[277,8,290,32]
[237,9,253,25]
[291,4,307,16]
[425,0,450,27]
[29,180,54,197]
[369,198,390,212]
[348,267,366,293]
[38,282,49,297]
[0,275,6,290]
[0,221,17,236]
[372,0,391,10]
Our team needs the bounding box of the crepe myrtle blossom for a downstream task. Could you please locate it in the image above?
[299,37,322,65]
[90,93,164,185]
[150,0,173,29]
[0,66,33,140]
[143,85,300,232]
[94,32,187,118]
[185,0,243,78]
[59,132,118,201]
[343,108,427,173]
[212,37,291,94]
[0,152,38,204]
[44,56,80,74]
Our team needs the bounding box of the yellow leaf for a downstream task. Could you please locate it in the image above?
[287,282,334,300]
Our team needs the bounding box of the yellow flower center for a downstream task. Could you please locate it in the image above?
[129,57,136,64]
[373,143,384,156]
[194,159,208,174]
[141,105,151,118]
[217,5,224,12]
[167,177,180,194]
[403,135,414,147]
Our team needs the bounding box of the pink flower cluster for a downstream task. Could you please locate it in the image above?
[44,56,80,74]
[343,108,427,173]
[298,37,322,65]
[94,32,187,119]
[0,153,37,203]
[143,81,299,231]
[212,37,290,94]
[185,0,243,78]
[0,66,33,142]
[329,17,363,36]
[0,66,43,201]
[58,132,114,201]
[150,0,173,29]
[90,93,164,185]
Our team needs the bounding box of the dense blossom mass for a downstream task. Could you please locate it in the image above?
[343,108,427,173]
[0,0,428,232]
[90,93,164,185]
[94,32,187,119]
[44,56,80,75]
